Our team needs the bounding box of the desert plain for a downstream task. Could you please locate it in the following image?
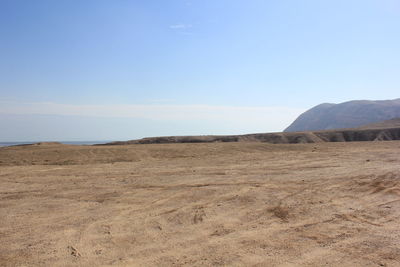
[0,141,400,266]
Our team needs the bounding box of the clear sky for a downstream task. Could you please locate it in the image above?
[1,0,400,141]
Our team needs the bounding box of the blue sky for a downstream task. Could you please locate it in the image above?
[1,0,400,141]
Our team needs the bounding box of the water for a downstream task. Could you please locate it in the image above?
[0,141,112,147]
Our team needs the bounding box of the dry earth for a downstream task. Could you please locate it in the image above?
[1,141,400,266]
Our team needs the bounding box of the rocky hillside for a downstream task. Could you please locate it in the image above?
[284,99,400,132]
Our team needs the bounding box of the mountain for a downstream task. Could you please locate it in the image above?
[357,118,400,129]
[284,99,400,132]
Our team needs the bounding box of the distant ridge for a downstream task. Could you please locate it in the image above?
[104,120,400,145]
[284,99,400,132]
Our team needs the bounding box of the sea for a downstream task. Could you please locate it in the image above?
[0,141,112,147]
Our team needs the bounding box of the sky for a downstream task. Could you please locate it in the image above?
[1,0,400,141]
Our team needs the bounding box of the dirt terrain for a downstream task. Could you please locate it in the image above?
[1,141,400,266]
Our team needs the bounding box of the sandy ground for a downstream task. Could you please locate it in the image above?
[0,141,400,267]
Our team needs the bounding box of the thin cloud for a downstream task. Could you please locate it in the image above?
[169,24,192,29]
[0,101,305,132]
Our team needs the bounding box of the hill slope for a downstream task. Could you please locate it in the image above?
[357,118,400,129]
[284,99,400,132]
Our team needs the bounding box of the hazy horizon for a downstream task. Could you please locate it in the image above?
[1,0,400,141]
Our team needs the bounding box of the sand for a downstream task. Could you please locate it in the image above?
[1,141,400,266]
